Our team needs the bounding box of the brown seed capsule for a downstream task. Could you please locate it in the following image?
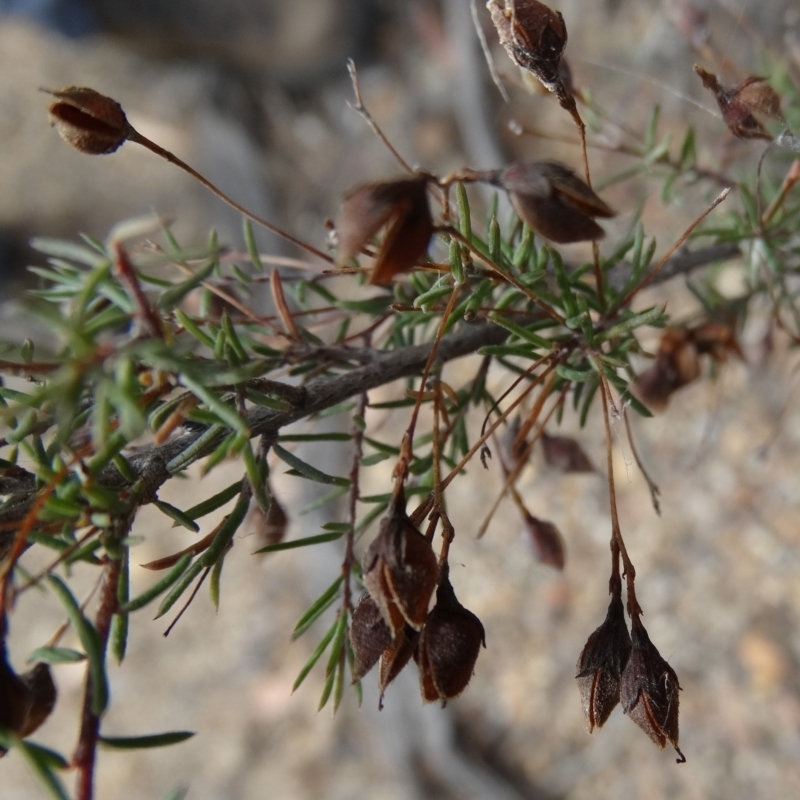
[350,592,392,682]
[46,86,131,155]
[694,66,782,141]
[415,569,485,706]
[18,663,57,738]
[494,162,615,244]
[0,638,58,756]
[521,511,565,570]
[487,1,568,93]
[575,591,632,732]
[541,431,594,473]
[335,177,434,286]
[620,619,684,762]
[362,488,439,638]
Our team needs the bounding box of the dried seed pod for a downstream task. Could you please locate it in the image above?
[541,432,594,473]
[335,177,434,286]
[633,327,700,412]
[362,488,439,637]
[0,640,58,755]
[378,624,419,702]
[18,663,57,737]
[620,619,684,762]
[46,86,131,155]
[694,66,782,141]
[575,591,632,732]
[521,511,565,570]
[350,592,392,682]
[487,1,568,93]
[494,162,615,244]
[415,568,485,705]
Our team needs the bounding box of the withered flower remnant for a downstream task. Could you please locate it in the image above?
[634,322,742,412]
[46,86,132,155]
[487,1,568,94]
[415,569,485,705]
[694,66,783,141]
[493,162,615,243]
[575,591,631,732]
[335,176,435,286]
[362,489,439,638]
[620,619,684,762]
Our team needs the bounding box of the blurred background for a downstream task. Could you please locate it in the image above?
[2,1,800,798]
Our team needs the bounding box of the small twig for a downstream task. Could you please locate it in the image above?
[125,128,332,264]
[475,373,564,539]
[343,393,367,615]
[346,60,414,175]
[396,285,462,484]
[596,367,640,619]
[470,0,510,103]
[762,159,800,226]
[623,408,661,516]
[112,243,166,339]
[270,270,302,340]
[14,526,101,596]
[610,186,732,313]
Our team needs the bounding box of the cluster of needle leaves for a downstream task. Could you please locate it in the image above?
[1,3,800,798]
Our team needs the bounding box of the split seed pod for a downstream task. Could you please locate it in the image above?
[415,568,485,705]
[362,488,439,638]
[494,162,615,243]
[378,625,420,702]
[46,86,131,155]
[349,592,392,682]
[575,589,632,732]
[487,1,568,93]
[694,66,783,141]
[335,176,434,286]
[620,619,684,762]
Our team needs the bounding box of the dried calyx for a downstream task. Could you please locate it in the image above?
[490,162,615,243]
[335,176,435,286]
[694,66,784,141]
[575,583,632,732]
[621,618,685,763]
[415,566,485,706]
